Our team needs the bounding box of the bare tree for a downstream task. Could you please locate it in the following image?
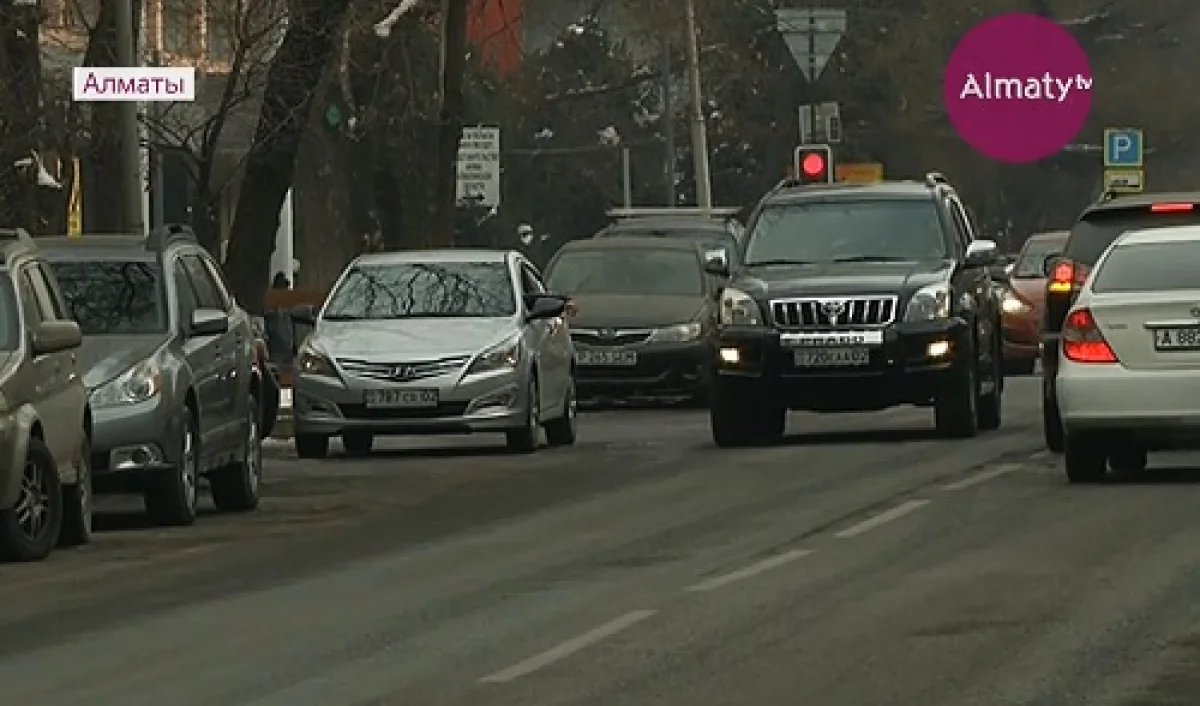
[0,0,47,230]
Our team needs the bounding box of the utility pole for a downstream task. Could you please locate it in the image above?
[430,0,469,247]
[114,0,144,234]
[683,0,712,210]
[661,39,675,206]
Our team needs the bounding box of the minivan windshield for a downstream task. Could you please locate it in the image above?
[323,261,516,320]
[49,259,168,334]
[546,249,703,296]
[745,200,947,264]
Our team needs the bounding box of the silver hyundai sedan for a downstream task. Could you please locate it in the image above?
[292,249,577,457]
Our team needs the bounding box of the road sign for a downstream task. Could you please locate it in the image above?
[775,8,846,82]
[1103,128,1142,168]
[836,162,883,183]
[1103,168,1143,193]
[456,126,501,207]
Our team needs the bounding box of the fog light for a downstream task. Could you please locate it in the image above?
[719,347,741,364]
[927,340,951,358]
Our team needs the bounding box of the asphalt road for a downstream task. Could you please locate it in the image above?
[3,376,1200,705]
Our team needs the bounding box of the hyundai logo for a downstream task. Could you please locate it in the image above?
[821,300,847,322]
[391,365,416,380]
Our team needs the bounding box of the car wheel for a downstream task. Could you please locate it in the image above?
[935,351,979,439]
[1043,381,1064,453]
[0,437,64,562]
[710,378,785,447]
[977,339,1003,432]
[1005,358,1036,376]
[506,377,540,453]
[1108,443,1148,474]
[1064,431,1108,483]
[342,432,374,457]
[211,392,263,513]
[59,434,93,547]
[295,433,329,459]
[544,377,578,447]
[144,411,200,527]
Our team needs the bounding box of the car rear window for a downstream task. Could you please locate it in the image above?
[1090,240,1200,293]
[1013,236,1066,278]
[1066,207,1200,266]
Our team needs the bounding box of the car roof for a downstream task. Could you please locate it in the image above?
[36,235,156,259]
[600,216,729,234]
[1026,230,1069,243]
[556,236,705,254]
[1083,192,1200,215]
[1113,224,1200,247]
[354,248,513,266]
[764,181,940,205]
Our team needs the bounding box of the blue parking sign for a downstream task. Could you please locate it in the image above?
[1104,128,1143,167]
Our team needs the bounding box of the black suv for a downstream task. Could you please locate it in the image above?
[704,173,1004,447]
[1040,192,1200,452]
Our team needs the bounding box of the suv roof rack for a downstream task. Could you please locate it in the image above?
[0,228,34,246]
[924,172,949,188]
[606,207,740,219]
[146,223,198,251]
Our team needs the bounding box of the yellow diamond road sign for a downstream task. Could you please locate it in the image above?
[1103,168,1143,193]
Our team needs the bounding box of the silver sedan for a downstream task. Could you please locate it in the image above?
[292,249,577,457]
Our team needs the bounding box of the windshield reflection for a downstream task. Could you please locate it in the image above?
[322,262,516,320]
[546,249,703,296]
[50,260,167,335]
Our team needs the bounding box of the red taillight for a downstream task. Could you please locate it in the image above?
[1048,260,1089,294]
[1151,202,1195,213]
[1062,308,1117,363]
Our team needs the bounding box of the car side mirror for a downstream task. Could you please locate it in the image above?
[964,239,998,267]
[30,320,82,356]
[189,308,229,337]
[1042,253,1062,277]
[527,295,566,320]
[988,264,1010,283]
[290,304,317,326]
[703,249,730,277]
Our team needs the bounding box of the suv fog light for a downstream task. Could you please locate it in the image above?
[719,347,741,364]
[927,340,951,358]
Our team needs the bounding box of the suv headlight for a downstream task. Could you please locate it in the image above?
[646,322,702,343]
[718,288,762,326]
[905,283,952,321]
[90,358,162,408]
[298,344,338,377]
[466,335,521,376]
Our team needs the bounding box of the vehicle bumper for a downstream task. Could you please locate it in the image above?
[575,340,710,398]
[294,368,532,436]
[1058,362,1200,437]
[90,396,181,479]
[712,318,970,411]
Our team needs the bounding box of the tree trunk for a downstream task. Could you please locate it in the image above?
[428,0,469,247]
[0,1,43,231]
[222,0,352,314]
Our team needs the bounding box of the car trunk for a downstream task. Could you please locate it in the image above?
[1089,290,1200,370]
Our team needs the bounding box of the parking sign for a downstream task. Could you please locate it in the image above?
[1104,128,1143,168]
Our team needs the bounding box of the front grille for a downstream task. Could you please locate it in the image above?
[770,296,898,329]
[336,355,470,382]
[336,402,470,420]
[570,329,652,346]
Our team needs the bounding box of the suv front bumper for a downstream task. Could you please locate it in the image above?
[713,319,971,411]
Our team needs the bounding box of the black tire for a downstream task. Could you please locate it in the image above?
[935,352,979,439]
[59,434,93,547]
[295,433,329,459]
[977,337,1003,432]
[1005,358,1036,376]
[1043,382,1064,453]
[710,378,786,448]
[543,378,578,447]
[211,393,263,513]
[0,437,64,562]
[506,377,540,453]
[1108,443,1148,473]
[145,411,200,527]
[342,432,375,457]
[1064,431,1108,483]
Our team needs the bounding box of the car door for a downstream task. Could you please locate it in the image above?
[519,261,565,412]
[20,264,76,468]
[197,253,252,438]
[172,256,224,457]
[180,253,241,452]
[947,197,995,351]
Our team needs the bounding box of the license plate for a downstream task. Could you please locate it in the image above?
[1153,326,1200,350]
[575,348,638,366]
[363,388,439,408]
[781,330,884,347]
[794,348,870,367]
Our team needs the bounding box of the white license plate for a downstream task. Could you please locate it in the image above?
[781,330,884,347]
[363,388,439,408]
[575,348,638,366]
[1154,326,1200,350]
[794,348,870,367]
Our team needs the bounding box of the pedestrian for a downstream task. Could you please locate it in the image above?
[272,272,290,289]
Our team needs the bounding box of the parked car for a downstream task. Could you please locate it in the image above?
[292,249,576,457]
[999,230,1068,374]
[250,318,282,439]
[41,225,263,526]
[544,236,718,403]
[0,228,91,562]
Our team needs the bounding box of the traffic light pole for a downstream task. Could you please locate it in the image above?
[683,0,713,210]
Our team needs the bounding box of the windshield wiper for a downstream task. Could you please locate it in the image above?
[829,255,915,263]
[744,258,816,267]
[321,314,363,321]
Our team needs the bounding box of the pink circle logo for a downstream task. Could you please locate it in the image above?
[944,13,1093,164]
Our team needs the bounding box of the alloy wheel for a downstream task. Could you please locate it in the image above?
[15,458,50,541]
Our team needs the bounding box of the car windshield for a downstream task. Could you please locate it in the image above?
[546,249,703,296]
[322,261,516,319]
[49,259,168,334]
[605,229,737,262]
[0,272,18,350]
[744,200,947,264]
[1014,237,1067,278]
[1091,240,1200,293]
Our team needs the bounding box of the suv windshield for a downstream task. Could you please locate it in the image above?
[323,261,516,319]
[1014,236,1067,278]
[50,259,168,334]
[745,200,947,264]
[1067,208,1200,266]
[546,249,703,296]
[1091,240,1200,293]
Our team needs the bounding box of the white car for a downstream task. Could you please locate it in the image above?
[1057,224,1200,482]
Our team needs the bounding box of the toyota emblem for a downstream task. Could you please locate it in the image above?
[391,365,416,380]
[599,328,617,338]
[821,300,847,322]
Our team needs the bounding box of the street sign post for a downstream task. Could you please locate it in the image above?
[1103,169,1143,193]
[775,8,846,82]
[456,126,501,207]
[1103,128,1143,168]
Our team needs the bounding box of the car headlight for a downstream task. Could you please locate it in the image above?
[1001,290,1031,315]
[466,335,522,376]
[298,345,338,377]
[90,358,162,408]
[718,288,762,326]
[904,282,952,321]
[646,322,702,343]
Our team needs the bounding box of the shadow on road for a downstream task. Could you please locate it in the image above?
[1109,466,1200,484]
[93,508,221,533]
[780,426,941,446]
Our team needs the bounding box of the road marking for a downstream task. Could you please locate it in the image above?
[834,499,929,539]
[685,549,813,593]
[1031,450,1050,460]
[479,609,657,683]
[942,462,1021,491]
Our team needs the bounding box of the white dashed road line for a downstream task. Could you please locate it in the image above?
[685,549,814,593]
[834,499,930,539]
[942,462,1021,491]
[479,609,658,683]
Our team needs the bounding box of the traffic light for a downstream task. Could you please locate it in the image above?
[793,144,834,184]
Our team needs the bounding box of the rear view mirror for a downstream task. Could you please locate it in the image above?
[703,249,729,277]
[965,239,998,267]
[527,295,567,320]
[31,320,82,356]
[189,308,229,337]
[988,264,1010,282]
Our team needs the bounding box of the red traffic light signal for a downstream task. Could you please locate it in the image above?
[793,144,834,184]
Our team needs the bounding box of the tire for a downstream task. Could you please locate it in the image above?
[506,377,540,453]
[211,393,263,513]
[1043,382,1064,453]
[935,353,979,439]
[1108,443,1148,473]
[295,433,329,459]
[342,432,374,457]
[0,437,64,562]
[1064,431,1108,483]
[1005,358,1036,376]
[977,337,1003,432]
[543,378,578,447]
[145,410,200,527]
[59,434,93,548]
[710,378,786,448]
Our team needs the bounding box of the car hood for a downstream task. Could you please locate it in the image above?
[731,260,953,299]
[567,294,705,328]
[311,317,517,361]
[79,335,167,389]
[1008,276,1048,309]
